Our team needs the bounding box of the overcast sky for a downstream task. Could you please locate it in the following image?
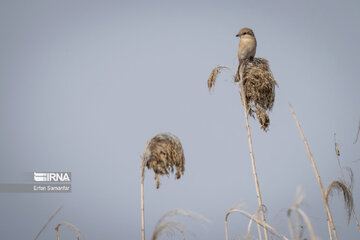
[0,0,360,239]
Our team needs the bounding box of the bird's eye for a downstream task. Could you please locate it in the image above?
[243,32,247,35]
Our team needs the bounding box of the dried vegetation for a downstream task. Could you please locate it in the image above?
[237,58,277,131]
[143,133,185,188]
[208,58,277,131]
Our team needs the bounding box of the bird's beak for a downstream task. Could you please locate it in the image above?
[236,34,239,37]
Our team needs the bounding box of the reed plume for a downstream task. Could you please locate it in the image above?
[235,58,277,131]
[207,66,230,91]
[325,180,354,224]
[141,133,185,240]
[152,209,210,240]
[333,134,359,231]
[54,222,84,240]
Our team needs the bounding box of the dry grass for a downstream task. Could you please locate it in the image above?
[290,103,338,240]
[334,134,354,190]
[236,58,277,131]
[287,188,317,240]
[207,59,276,239]
[151,209,210,240]
[143,133,185,188]
[55,222,84,240]
[152,221,187,240]
[156,209,211,225]
[325,180,354,224]
[207,66,229,91]
[333,135,360,231]
[141,133,186,240]
[343,167,354,190]
[225,204,288,240]
[207,59,277,131]
[247,205,267,240]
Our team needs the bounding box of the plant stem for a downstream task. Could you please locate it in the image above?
[289,104,338,240]
[225,217,229,240]
[238,63,269,240]
[226,208,288,240]
[34,206,62,240]
[141,157,146,240]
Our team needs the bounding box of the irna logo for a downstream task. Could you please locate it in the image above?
[33,172,71,182]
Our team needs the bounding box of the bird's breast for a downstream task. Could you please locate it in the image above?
[238,37,257,61]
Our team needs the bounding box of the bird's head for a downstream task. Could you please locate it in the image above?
[236,28,255,38]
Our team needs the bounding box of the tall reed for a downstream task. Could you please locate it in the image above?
[208,57,276,240]
[289,104,338,240]
[141,133,185,240]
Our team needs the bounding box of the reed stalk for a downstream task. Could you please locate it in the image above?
[238,63,269,240]
[225,206,288,240]
[289,104,338,240]
[140,133,185,240]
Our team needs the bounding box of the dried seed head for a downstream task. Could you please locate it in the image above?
[325,180,354,223]
[143,133,185,189]
[207,66,229,91]
[55,222,84,240]
[236,58,278,131]
[152,209,211,240]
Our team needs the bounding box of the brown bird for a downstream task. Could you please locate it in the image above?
[236,28,257,66]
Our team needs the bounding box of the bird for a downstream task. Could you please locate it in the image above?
[236,27,257,66]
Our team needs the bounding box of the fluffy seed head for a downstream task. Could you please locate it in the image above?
[207,66,229,91]
[236,58,277,131]
[143,133,185,188]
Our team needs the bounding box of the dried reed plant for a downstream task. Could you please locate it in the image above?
[34,206,62,240]
[141,133,185,240]
[246,205,267,240]
[207,66,230,91]
[235,58,277,131]
[325,180,354,224]
[287,188,317,240]
[342,167,354,191]
[54,222,84,240]
[208,59,277,131]
[155,209,211,225]
[333,135,360,231]
[237,62,269,240]
[208,57,276,240]
[289,104,338,240]
[151,209,210,240]
[144,133,185,188]
[225,204,288,240]
[208,34,277,240]
[152,221,187,240]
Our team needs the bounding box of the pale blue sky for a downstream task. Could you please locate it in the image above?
[0,0,359,239]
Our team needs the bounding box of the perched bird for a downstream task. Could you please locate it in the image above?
[236,28,257,65]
